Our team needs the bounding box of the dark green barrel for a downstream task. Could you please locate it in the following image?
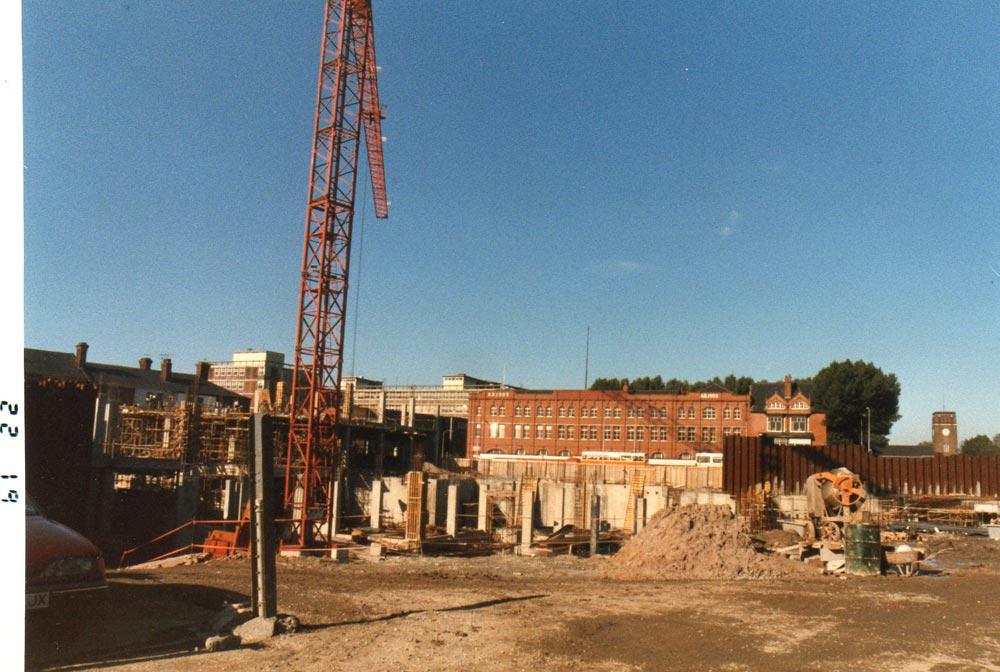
[844,523,882,576]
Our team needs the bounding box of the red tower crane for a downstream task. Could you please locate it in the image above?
[284,0,388,548]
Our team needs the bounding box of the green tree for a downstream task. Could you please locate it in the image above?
[811,359,901,451]
[589,377,627,391]
[962,434,1000,456]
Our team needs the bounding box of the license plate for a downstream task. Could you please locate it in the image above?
[26,592,50,610]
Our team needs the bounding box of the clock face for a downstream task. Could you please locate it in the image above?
[942,428,951,437]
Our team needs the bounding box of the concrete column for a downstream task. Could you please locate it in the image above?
[370,479,383,530]
[520,487,533,554]
[635,497,647,534]
[175,470,201,549]
[377,390,386,423]
[477,485,489,531]
[446,483,459,537]
[330,478,342,536]
[407,397,416,428]
[221,477,241,520]
[426,478,440,528]
[433,408,441,465]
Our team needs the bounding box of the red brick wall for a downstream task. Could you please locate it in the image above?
[467,389,751,459]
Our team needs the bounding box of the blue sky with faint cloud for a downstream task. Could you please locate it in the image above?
[23,1,1000,444]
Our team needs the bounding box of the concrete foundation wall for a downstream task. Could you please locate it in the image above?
[475,477,736,532]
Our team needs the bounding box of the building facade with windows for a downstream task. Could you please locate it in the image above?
[466,385,751,459]
[748,375,827,445]
[208,350,291,407]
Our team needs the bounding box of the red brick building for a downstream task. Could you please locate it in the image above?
[748,375,827,445]
[467,385,751,459]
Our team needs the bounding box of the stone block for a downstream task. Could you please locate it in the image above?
[233,616,278,643]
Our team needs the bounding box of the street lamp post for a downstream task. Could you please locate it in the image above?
[866,406,872,453]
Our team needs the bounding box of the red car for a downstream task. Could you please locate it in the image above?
[26,498,107,612]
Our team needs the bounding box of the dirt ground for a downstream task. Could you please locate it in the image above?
[27,535,1000,672]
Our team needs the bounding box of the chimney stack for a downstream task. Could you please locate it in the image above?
[160,358,172,382]
[138,357,152,371]
[75,342,88,368]
[195,361,210,383]
[783,374,793,399]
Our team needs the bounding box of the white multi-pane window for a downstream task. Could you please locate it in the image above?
[568,425,575,439]
[589,426,598,440]
[677,427,686,442]
[723,407,731,419]
[498,405,506,416]
[559,407,566,417]
[659,427,670,441]
[627,408,635,418]
[677,407,686,419]
[637,426,645,440]
[604,427,612,440]
[734,407,742,419]
[791,416,808,432]
[546,407,553,417]
[767,416,784,432]
[537,406,544,416]
[702,427,716,442]
[650,408,659,419]
[536,425,545,439]
[688,407,695,418]
[626,426,635,441]
[732,427,742,436]
[650,428,658,442]
[703,407,716,420]
[490,405,497,416]
[686,427,696,441]
[514,424,523,439]
[792,401,808,410]
[614,408,622,418]
[498,424,506,438]
[514,406,522,417]
[489,423,499,438]
[613,427,622,440]
[604,408,612,418]
[558,425,566,439]
[568,407,575,417]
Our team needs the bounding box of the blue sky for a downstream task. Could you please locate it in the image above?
[23,1,1000,444]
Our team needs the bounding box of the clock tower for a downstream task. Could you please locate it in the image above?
[931,411,957,455]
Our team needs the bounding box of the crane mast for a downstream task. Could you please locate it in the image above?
[284,0,388,548]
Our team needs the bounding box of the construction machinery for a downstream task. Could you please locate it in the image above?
[802,468,867,544]
[284,0,389,548]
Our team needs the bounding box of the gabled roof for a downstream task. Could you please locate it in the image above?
[25,348,237,401]
[24,349,90,383]
[750,380,815,412]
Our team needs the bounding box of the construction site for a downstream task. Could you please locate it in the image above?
[21,1,1000,671]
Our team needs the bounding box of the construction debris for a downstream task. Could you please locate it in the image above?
[603,504,789,580]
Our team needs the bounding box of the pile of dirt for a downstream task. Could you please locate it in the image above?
[603,504,788,580]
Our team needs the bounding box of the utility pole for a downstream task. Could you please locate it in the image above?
[250,413,277,618]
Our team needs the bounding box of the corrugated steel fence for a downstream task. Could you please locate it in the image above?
[723,436,1000,498]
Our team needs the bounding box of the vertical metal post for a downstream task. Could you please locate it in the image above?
[589,492,600,556]
[252,413,277,618]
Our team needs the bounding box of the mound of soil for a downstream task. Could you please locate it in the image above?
[603,504,788,580]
